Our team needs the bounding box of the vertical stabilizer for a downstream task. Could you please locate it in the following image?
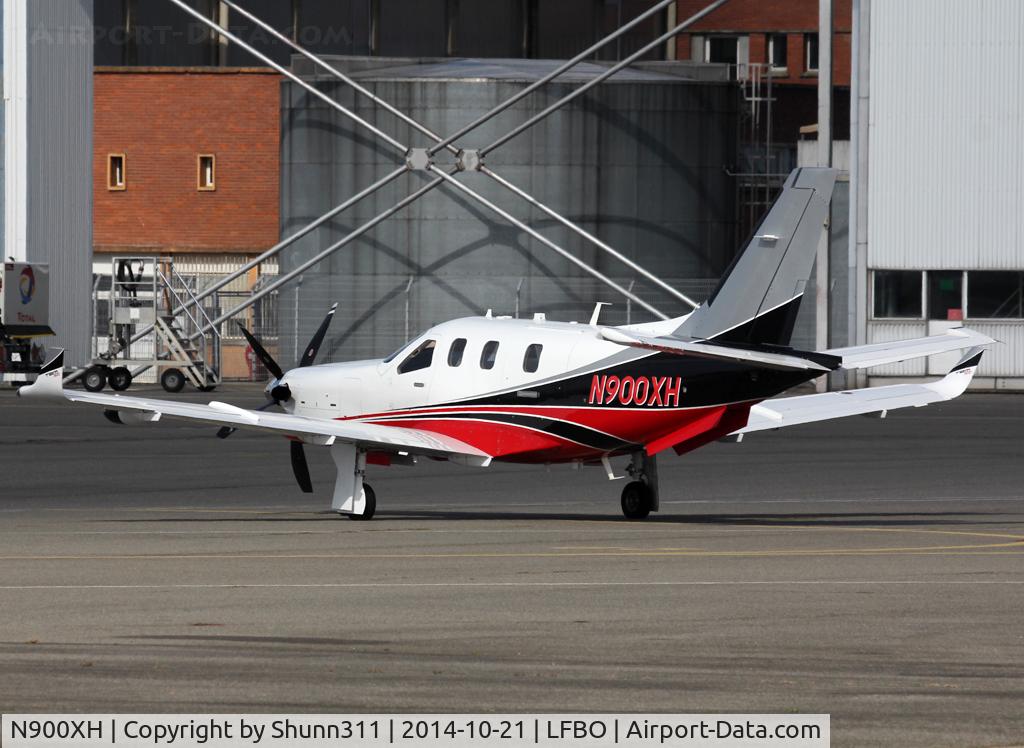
[677,167,837,346]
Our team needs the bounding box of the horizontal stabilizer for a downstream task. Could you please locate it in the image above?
[825,328,995,369]
[734,347,985,435]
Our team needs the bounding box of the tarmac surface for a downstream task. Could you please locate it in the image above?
[0,384,1022,747]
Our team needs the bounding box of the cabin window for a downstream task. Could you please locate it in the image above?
[447,338,467,366]
[398,339,435,374]
[522,343,543,373]
[108,154,126,191]
[198,154,216,191]
[480,340,499,370]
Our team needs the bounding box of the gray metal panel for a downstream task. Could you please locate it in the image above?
[279,59,738,364]
[25,0,93,366]
[869,0,1024,271]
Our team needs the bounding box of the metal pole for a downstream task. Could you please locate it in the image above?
[163,0,408,155]
[815,0,832,391]
[851,0,871,387]
[197,177,448,334]
[481,0,730,157]
[220,0,459,155]
[481,166,699,310]
[403,275,414,341]
[428,167,669,321]
[130,165,407,345]
[427,0,681,156]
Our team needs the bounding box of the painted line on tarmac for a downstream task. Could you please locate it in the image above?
[1,580,1023,591]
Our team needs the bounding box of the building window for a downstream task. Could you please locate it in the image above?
[397,339,435,374]
[522,344,543,373]
[197,154,216,191]
[968,271,1023,318]
[767,34,787,71]
[804,33,819,72]
[480,340,499,370]
[927,271,964,320]
[447,338,467,367]
[704,36,738,65]
[873,270,922,318]
[108,154,126,191]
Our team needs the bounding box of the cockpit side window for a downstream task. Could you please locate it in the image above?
[480,340,500,370]
[398,340,436,374]
[448,338,467,367]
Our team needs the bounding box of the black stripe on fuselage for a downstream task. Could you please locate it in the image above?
[377,411,633,452]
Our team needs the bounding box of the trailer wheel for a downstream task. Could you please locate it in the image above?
[83,367,107,393]
[109,367,133,392]
[161,368,186,393]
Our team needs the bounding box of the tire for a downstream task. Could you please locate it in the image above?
[82,366,107,393]
[160,368,186,393]
[348,483,377,521]
[620,481,653,520]
[108,367,132,392]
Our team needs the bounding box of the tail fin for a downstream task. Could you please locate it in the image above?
[677,167,837,346]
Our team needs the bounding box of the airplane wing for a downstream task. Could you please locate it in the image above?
[17,353,492,466]
[733,347,984,436]
[824,327,995,369]
[599,327,837,371]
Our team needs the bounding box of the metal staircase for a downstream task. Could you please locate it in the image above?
[84,257,221,393]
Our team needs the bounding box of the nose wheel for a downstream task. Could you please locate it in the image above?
[347,483,376,521]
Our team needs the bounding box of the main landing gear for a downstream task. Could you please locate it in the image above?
[620,452,660,520]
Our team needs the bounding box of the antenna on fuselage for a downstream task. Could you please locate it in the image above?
[589,302,611,326]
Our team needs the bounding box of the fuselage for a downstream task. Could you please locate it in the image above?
[275,315,818,463]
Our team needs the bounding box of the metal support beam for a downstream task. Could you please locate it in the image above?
[481,166,699,310]
[219,0,459,155]
[163,0,408,155]
[429,167,669,321]
[481,0,730,156]
[427,0,681,156]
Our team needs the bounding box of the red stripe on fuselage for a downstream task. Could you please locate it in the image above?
[357,404,752,462]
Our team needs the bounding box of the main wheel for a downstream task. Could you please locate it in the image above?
[160,368,186,393]
[82,366,107,393]
[348,483,377,521]
[108,367,132,391]
[620,481,653,520]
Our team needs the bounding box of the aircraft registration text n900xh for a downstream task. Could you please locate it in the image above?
[18,169,994,519]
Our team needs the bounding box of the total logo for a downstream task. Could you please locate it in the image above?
[19,266,35,304]
[587,374,684,407]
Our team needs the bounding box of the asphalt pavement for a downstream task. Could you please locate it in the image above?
[0,385,1022,747]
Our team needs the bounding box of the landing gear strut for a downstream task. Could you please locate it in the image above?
[620,452,659,520]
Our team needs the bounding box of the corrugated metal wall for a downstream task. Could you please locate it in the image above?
[278,59,738,366]
[869,0,1024,270]
[25,0,93,366]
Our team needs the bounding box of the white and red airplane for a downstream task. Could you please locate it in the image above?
[20,169,992,519]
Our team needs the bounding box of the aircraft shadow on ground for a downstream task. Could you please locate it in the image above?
[99,509,1021,529]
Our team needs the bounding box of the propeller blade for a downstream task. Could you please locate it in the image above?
[216,401,277,439]
[299,303,338,368]
[290,440,314,493]
[237,323,284,381]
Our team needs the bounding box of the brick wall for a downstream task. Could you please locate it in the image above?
[675,0,852,86]
[94,68,280,254]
